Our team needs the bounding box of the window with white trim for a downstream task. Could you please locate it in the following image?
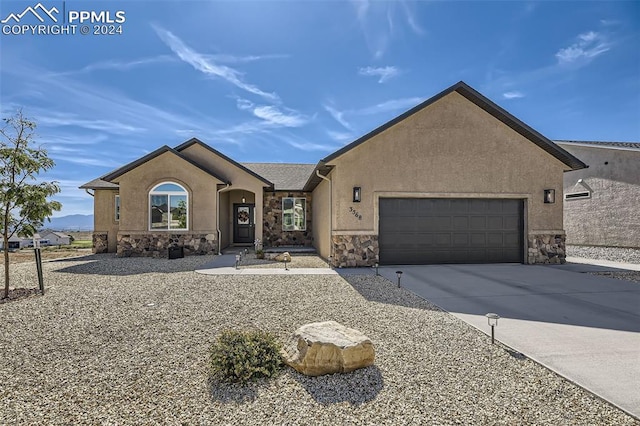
[115,195,120,222]
[149,182,188,230]
[282,197,306,231]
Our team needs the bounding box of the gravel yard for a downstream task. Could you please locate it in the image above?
[0,255,637,425]
[239,253,329,269]
[567,245,640,264]
[567,245,640,283]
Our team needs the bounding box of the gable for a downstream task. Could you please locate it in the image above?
[305,81,586,192]
[175,138,272,187]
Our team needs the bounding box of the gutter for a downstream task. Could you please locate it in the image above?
[216,184,230,255]
[315,169,333,265]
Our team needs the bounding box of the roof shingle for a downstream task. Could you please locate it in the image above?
[241,163,316,191]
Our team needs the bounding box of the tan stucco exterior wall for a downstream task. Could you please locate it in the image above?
[113,151,221,233]
[218,192,230,249]
[560,144,640,248]
[326,91,567,240]
[179,144,268,244]
[312,176,332,259]
[93,189,119,252]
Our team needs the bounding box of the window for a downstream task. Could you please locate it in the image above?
[149,182,188,230]
[282,197,306,231]
[115,195,120,222]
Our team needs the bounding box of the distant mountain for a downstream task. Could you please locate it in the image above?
[43,214,93,231]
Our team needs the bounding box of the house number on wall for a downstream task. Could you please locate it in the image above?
[349,207,362,220]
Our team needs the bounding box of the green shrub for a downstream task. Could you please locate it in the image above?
[210,329,283,383]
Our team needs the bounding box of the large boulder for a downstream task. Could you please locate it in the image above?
[274,252,291,262]
[282,321,375,376]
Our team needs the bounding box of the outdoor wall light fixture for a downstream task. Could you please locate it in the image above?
[396,270,403,288]
[544,189,555,204]
[486,313,500,344]
[241,191,246,204]
[353,187,361,203]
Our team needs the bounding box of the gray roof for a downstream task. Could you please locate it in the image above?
[242,163,316,191]
[79,178,119,190]
[554,140,640,151]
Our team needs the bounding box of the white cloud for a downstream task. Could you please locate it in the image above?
[327,130,354,142]
[502,91,525,99]
[354,96,423,115]
[323,104,353,130]
[152,25,279,102]
[252,106,307,127]
[358,65,401,83]
[556,31,611,64]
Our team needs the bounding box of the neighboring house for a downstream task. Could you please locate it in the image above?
[0,235,25,250]
[39,230,71,246]
[80,81,586,266]
[555,141,640,249]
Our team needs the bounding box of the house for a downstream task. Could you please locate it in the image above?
[39,230,71,246]
[0,235,25,250]
[80,81,587,266]
[555,140,640,248]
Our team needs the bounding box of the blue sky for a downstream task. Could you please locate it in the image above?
[1,0,638,217]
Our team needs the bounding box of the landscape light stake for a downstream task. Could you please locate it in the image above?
[375,263,379,276]
[235,254,240,270]
[284,258,289,271]
[486,313,500,344]
[396,270,403,288]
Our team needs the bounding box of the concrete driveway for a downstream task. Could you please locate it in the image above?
[377,263,640,417]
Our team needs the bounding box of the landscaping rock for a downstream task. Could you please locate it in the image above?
[282,321,375,376]
[274,252,291,262]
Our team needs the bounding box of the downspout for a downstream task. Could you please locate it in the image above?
[216,184,229,255]
[315,169,333,265]
[85,189,94,197]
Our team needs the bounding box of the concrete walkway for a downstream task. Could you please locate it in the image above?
[195,254,337,275]
[372,262,640,418]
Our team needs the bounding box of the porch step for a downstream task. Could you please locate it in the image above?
[264,246,317,254]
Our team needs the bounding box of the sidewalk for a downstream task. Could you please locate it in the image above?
[194,254,337,275]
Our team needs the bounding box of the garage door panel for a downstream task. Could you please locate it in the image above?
[379,198,523,265]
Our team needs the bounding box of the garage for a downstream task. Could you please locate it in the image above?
[379,198,524,265]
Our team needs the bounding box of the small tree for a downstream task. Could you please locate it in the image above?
[0,110,61,298]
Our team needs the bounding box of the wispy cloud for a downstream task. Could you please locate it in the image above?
[52,55,176,75]
[358,65,401,83]
[502,91,525,99]
[252,106,307,127]
[204,53,289,64]
[327,130,354,142]
[354,96,423,115]
[235,98,308,128]
[351,0,424,59]
[323,104,353,130]
[555,31,610,65]
[152,24,279,102]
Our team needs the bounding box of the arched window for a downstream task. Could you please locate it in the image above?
[149,182,188,230]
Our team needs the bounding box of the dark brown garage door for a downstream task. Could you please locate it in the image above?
[379,198,523,265]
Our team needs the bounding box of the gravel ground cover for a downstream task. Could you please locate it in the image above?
[567,245,640,284]
[567,245,640,264]
[0,255,637,425]
[239,253,329,269]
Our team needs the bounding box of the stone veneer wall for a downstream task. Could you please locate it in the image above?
[263,192,313,247]
[528,233,566,264]
[92,233,108,254]
[116,233,217,258]
[332,235,379,268]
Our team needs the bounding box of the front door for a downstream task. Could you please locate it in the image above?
[233,204,255,244]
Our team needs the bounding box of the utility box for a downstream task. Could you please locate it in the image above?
[168,246,184,259]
